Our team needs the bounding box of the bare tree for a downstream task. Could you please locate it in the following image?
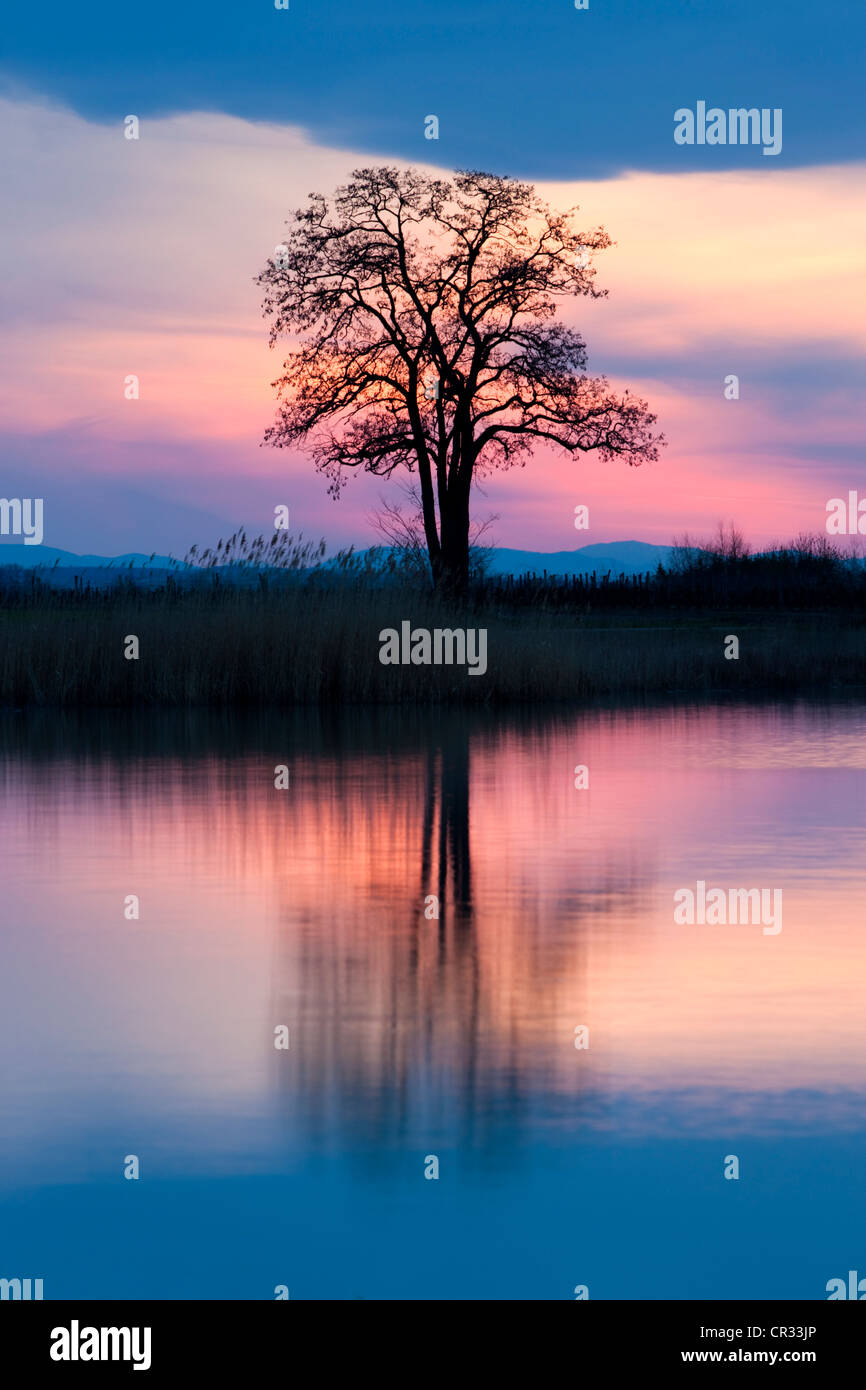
[257,166,664,595]
[707,521,750,561]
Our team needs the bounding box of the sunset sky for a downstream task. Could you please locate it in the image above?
[1,1,864,557]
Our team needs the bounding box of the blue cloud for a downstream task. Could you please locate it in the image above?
[2,0,863,177]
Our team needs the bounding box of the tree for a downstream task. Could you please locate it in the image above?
[257,166,664,595]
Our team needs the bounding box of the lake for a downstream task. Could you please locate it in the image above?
[1,701,864,1299]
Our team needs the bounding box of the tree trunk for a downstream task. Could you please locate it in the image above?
[436,492,470,598]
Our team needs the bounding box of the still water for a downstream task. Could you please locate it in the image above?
[1,702,864,1299]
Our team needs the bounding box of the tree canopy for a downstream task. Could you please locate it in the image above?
[258,166,664,591]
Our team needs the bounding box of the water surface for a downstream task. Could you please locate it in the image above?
[1,702,864,1299]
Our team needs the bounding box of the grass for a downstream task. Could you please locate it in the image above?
[1,561,864,706]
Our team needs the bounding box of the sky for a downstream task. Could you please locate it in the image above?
[1,0,864,557]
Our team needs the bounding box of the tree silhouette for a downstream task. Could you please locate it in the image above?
[257,166,664,595]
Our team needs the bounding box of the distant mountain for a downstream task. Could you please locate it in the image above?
[484,541,674,578]
[0,544,178,570]
[0,539,673,580]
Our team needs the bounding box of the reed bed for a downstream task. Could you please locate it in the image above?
[1,567,863,706]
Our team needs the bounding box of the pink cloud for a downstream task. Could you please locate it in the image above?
[2,94,863,554]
